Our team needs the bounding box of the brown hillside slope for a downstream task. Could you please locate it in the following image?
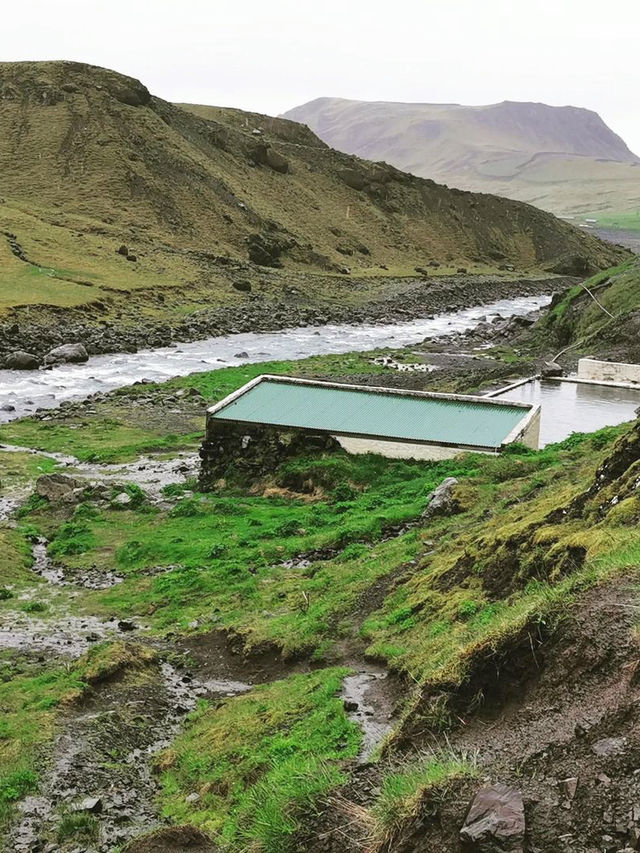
[0,61,626,325]
[283,97,640,216]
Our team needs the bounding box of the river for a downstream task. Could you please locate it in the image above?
[0,293,550,423]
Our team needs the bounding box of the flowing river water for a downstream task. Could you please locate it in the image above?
[0,294,551,423]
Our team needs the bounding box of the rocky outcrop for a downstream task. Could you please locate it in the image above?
[36,473,85,502]
[246,232,294,267]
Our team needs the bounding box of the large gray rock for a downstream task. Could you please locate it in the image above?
[36,473,84,503]
[460,784,525,852]
[4,350,40,370]
[44,343,89,365]
[422,477,459,519]
[541,361,563,378]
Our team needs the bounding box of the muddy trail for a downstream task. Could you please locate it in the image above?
[0,454,400,852]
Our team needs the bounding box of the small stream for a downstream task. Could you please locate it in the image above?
[0,294,550,423]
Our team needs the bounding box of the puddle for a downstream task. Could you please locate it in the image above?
[341,666,399,762]
[492,378,640,446]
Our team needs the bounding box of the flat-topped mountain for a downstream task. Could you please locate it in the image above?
[283,97,640,215]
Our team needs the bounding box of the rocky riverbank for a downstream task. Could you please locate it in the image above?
[0,274,572,367]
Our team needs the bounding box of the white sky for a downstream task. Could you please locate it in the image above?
[5,0,640,153]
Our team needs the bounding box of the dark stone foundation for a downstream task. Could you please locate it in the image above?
[199,420,341,489]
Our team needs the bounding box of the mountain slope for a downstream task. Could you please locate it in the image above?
[283,97,640,215]
[0,61,626,327]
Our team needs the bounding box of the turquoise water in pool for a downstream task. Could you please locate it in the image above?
[493,379,640,447]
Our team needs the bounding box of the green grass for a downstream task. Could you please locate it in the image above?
[158,668,360,851]
[27,450,487,651]
[57,811,99,844]
[372,753,477,840]
[582,211,640,232]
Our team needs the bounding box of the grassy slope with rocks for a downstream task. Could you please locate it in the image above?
[0,61,627,360]
[3,290,640,851]
[520,256,640,365]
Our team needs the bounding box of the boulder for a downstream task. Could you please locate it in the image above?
[4,350,40,370]
[338,168,367,191]
[232,279,252,293]
[44,343,89,365]
[422,477,459,519]
[36,473,85,502]
[460,784,525,852]
[541,361,563,378]
[251,143,290,174]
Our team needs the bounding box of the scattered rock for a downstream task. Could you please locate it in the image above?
[126,254,138,263]
[234,351,249,359]
[118,619,136,632]
[232,279,252,293]
[1,403,15,412]
[560,777,579,800]
[113,492,133,506]
[541,361,563,378]
[116,244,129,256]
[460,783,525,852]
[43,343,89,365]
[246,232,292,267]
[75,796,103,814]
[4,350,40,370]
[592,737,626,757]
[422,477,459,519]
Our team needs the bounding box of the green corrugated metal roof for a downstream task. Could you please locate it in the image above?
[211,379,530,449]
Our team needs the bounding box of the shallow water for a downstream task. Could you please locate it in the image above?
[494,378,640,446]
[0,294,550,423]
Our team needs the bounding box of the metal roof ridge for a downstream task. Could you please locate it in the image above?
[207,374,533,414]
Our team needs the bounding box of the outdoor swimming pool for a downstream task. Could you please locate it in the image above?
[492,379,640,447]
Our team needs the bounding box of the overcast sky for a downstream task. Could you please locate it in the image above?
[5,0,640,153]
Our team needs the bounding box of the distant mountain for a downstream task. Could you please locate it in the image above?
[283,98,640,215]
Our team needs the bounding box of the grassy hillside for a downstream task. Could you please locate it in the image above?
[0,61,626,328]
[283,97,640,216]
[527,256,640,363]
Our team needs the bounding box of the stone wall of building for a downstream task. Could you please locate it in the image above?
[199,419,340,489]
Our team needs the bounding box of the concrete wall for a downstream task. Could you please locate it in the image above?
[578,358,640,385]
[511,407,541,450]
[336,436,475,460]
